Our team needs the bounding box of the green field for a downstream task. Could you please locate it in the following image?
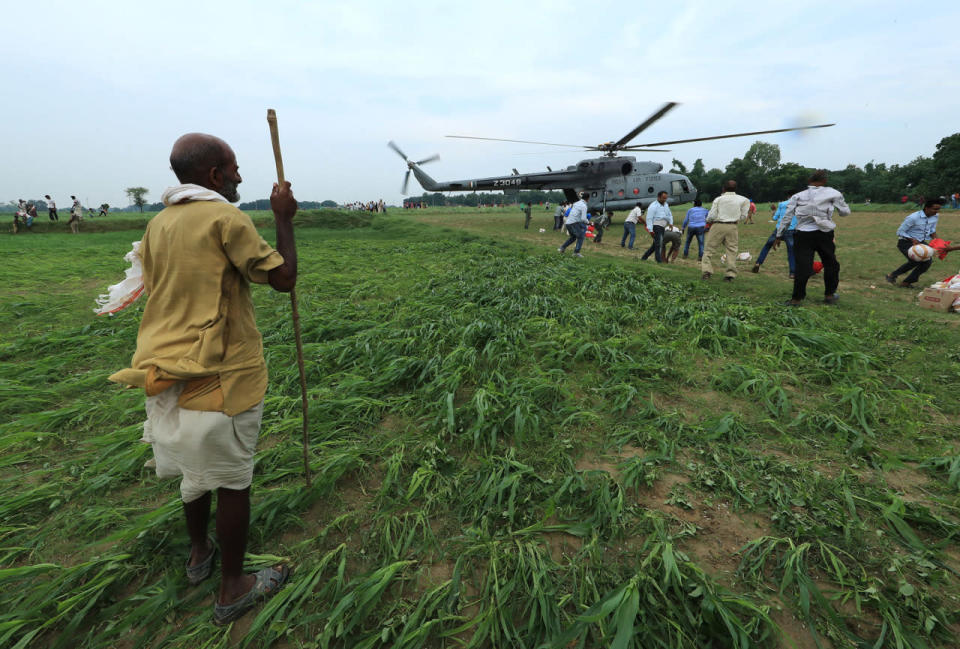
[1,206,959,649]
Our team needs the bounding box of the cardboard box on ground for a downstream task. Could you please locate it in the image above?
[917,287,960,312]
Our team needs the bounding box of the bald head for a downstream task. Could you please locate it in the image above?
[169,133,242,201]
[723,180,737,192]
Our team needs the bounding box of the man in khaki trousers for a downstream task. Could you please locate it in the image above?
[701,180,750,281]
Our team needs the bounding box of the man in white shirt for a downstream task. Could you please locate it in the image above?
[45,195,59,221]
[641,191,673,263]
[701,181,749,281]
[621,201,643,249]
[777,170,850,306]
[559,192,590,257]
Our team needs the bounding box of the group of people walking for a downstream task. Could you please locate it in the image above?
[12,195,85,233]
[550,169,957,308]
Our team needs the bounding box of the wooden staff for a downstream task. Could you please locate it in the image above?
[266,108,311,487]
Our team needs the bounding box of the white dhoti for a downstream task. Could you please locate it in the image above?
[142,383,263,503]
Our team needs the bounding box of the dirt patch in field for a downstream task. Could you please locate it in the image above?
[574,444,645,479]
[771,606,830,649]
[881,465,932,503]
[677,504,769,582]
[626,471,772,583]
[542,530,585,563]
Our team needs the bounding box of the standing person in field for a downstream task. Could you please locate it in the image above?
[109,133,297,625]
[522,202,532,229]
[753,200,796,278]
[99,204,109,217]
[68,196,82,234]
[641,191,672,263]
[885,198,944,287]
[681,199,708,260]
[45,195,59,221]
[559,192,590,257]
[778,170,851,306]
[701,180,749,281]
[746,199,756,224]
[621,201,642,249]
[553,201,566,231]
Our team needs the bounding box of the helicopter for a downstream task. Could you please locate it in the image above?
[389,102,833,215]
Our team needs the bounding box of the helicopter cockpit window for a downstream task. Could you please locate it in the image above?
[671,180,689,195]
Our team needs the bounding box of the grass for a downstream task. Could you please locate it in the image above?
[0,205,958,648]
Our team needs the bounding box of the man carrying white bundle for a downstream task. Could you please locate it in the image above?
[110,133,298,625]
[885,198,944,288]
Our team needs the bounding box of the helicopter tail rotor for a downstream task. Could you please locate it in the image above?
[389,141,439,194]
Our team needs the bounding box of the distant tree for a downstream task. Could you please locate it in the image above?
[125,187,150,212]
[932,133,960,194]
[669,158,688,174]
[744,141,781,173]
[320,200,338,208]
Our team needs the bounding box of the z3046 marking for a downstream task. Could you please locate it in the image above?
[492,178,523,187]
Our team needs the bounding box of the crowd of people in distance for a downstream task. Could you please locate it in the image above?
[344,199,386,212]
[543,173,959,307]
[11,195,90,234]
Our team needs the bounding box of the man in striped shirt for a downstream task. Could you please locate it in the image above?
[777,170,850,306]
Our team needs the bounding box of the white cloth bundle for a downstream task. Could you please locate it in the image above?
[93,241,144,314]
[93,185,230,315]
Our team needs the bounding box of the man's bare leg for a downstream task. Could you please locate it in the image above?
[216,486,256,604]
[183,491,212,566]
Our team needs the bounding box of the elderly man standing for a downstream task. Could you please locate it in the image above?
[701,181,749,281]
[778,170,850,306]
[110,133,297,625]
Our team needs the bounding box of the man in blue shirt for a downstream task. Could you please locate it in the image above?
[681,199,708,260]
[885,198,944,287]
[558,192,590,257]
[641,191,672,263]
[753,201,796,277]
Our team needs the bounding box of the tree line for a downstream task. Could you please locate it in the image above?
[5,132,957,212]
[673,132,960,203]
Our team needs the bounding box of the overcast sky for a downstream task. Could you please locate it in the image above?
[3,0,958,208]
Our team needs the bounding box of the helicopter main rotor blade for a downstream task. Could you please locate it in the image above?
[613,102,679,148]
[415,154,440,165]
[446,135,589,148]
[402,169,411,195]
[622,123,836,149]
[388,140,409,161]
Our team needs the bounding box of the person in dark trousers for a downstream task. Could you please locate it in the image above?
[45,195,59,221]
[885,199,944,287]
[559,192,590,257]
[522,202,532,229]
[753,200,796,278]
[593,210,611,243]
[681,199,708,260]
[777,170,851,306]
[641,191,672,263]
[553,202,566,230]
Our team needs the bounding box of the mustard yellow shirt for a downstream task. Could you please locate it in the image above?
[110,200,284,415]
